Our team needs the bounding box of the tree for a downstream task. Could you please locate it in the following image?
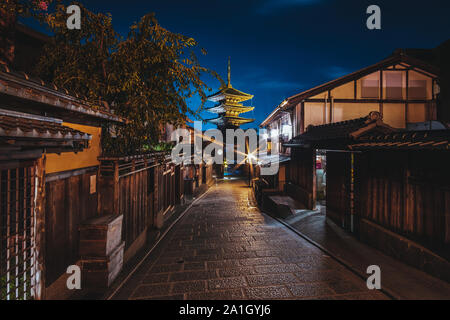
[0,1,53,64]
[33,2,222,155]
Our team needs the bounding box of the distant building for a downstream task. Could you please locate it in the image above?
[206,58,255,130]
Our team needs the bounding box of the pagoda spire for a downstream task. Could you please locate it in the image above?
[205,58,254,130]
[227,56,231,88]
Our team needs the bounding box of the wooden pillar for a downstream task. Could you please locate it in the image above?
[300,102,305,134]
[34,156,46,300]
[379,70,384,115]
[98,160,120,217]
[328,91,334,123]
[312,149,317,210]
[406,70,409,123]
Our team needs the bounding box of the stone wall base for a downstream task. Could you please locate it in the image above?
[360,218,450,283]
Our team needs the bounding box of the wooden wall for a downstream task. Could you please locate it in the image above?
[356,151,450,257]
[326,152,351,228]
[44,168,98,286]
[98,159,183,250]
[287,148,316,209]
[44,159,184,287]
[119,166,153,249]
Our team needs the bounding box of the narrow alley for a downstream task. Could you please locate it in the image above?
[111,180,388,300]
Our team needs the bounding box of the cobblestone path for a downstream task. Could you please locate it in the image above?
[112,180,389,300]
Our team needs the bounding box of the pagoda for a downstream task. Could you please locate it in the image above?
[206,58,254,130]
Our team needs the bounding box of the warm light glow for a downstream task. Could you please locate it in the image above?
[282,124,292,137]
[271,129,279,137]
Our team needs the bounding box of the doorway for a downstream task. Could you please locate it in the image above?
[316,151,327,206]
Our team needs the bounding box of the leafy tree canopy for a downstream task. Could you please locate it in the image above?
[4,1,223,155]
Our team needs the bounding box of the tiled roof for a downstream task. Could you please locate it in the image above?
[207,86,254,103]
[0,64,125,124]
[285,111,449,151]
[0,109,91,142]
[286,112,387,146]
[349,130,450,150]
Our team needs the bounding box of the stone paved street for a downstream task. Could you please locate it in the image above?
[112,180,389,300]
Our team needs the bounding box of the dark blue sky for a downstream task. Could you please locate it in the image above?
[29,0,450,129]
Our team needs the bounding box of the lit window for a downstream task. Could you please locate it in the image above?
[271,129,279,137]
[282,125,292,139]
[386,73,403,99]
[409,80,427,99]
[361,79,379,98]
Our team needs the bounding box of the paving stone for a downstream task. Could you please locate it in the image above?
[113,180,390,301]
[245,286,293,299]
[246,273,298,287]
[184,262,206,271]
[207,260,241,269]
[327,280,368,294]
[240,257,282,266]
[150,264,183,273]
[169,270,217,282]
[222,251,258,259]
[254,264,301,274]
[131,284,172,298]
[294,270,348,283]
[208,277,247,290]
[219,267,257,278]
[172,281,206,294]
[287,283,335,298]
[187,289,245,300]
[143,273,170,284]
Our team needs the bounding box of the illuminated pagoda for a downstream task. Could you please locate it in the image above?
[206,58,254,130]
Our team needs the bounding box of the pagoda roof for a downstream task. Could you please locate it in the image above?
[207,86,254,103]
[206,103,254,114]
[206,115,255,126]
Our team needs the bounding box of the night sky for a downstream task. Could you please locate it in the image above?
[27,0,450,129]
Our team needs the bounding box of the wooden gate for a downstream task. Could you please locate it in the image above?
[326,152,353,230]
[287,148,316,209]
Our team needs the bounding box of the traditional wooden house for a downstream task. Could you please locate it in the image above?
[258,47,443,208]
[0,62,125,299]
[257,46,449,279]
[0,22,209,300]
[284,112,450,281]
[261,49,441,153]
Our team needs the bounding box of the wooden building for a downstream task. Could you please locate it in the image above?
[0,62,125,299]
[0,22,214,300]
[261,49,441,151]
[283,112,450,281]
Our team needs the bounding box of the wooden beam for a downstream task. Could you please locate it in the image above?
[328,90,333,123]
[300,102,305,134]
[303,98,431,104]
[380,70,384,116]
[406,69,409,124]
